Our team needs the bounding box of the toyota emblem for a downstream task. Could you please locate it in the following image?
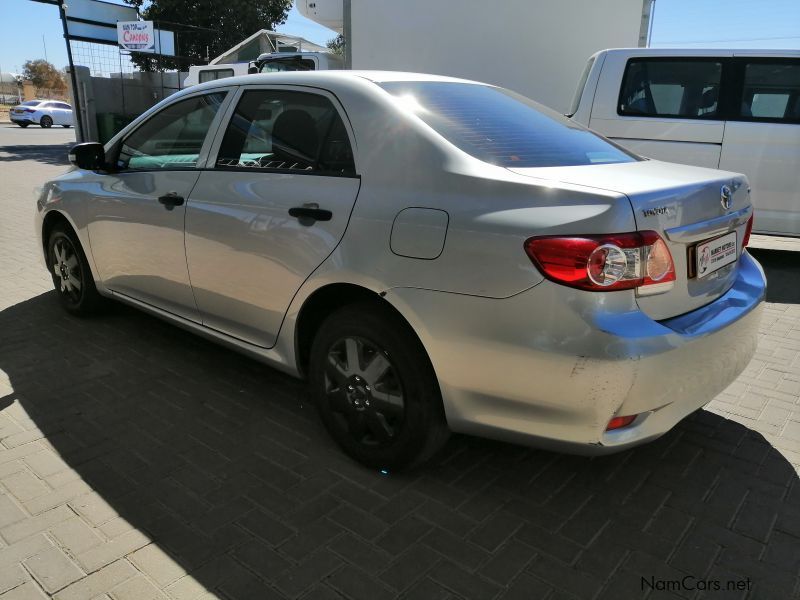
[720,185,733,210]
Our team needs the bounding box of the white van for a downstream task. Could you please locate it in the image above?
[184,53,343,87]
[570,49,800,236]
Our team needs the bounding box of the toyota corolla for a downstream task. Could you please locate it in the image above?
[35,71,765,469]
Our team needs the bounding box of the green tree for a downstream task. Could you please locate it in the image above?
[22,59,66,96]
[122,0,293,70]
[327,34,345,57]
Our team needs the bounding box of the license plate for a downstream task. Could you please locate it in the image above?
[696,231,737,279]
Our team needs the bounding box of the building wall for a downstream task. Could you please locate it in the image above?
[350,0,647,112]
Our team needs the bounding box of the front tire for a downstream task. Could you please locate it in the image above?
[47,223,104,315]
[62,125,71,128]
[309,303,449,470]
[40,116,53,128]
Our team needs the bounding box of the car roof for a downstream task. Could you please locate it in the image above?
[185,70,486,95]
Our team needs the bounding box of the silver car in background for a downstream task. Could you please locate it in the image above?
[35,71,765,469]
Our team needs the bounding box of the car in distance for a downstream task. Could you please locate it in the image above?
[35,71,765,469]
[10,99,73,128]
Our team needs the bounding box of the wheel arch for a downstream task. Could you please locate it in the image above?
[41,210,75,259]
[294,282,433,379]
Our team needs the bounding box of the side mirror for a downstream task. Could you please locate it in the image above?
[69,142,105,171]
[247,65,258,75]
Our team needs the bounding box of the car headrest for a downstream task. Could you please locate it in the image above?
[272,109,318,160]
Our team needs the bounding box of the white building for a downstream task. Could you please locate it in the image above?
[297,0,652,112]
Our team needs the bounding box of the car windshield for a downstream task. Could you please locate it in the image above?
[379,81,638,168]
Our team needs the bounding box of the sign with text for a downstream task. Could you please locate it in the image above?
[117,21,156,53]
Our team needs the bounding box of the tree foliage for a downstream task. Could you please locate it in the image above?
[327,34,345,57]
[22,59,67,96]
[122,0,293,71]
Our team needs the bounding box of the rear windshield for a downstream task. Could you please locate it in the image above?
[22,100,42,106]
[379,81,637,168]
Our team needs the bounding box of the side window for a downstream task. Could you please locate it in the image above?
[215,89,355,175]
[117,92,227,170]
[56,102,71,110]
[199,69,234,83]
[738,61,800,122]
[619,59,723,119]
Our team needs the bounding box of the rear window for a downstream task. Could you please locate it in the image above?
[379,82,636,168]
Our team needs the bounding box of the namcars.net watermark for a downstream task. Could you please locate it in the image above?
[642,575,752,593]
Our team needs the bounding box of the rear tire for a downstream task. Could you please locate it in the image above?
[46,223,104,316]
[309,303,449,470]
[40,116,53,128]
[62,125,71,128]
[17,123,28,128]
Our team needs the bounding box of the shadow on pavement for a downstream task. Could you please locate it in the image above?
[0,143,72,165]
[1,291,798,599]
[749,248,800,304]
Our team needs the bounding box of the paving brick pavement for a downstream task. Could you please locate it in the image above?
[0,125,799,599]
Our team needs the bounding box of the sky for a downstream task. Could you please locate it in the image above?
[1,0,799,75]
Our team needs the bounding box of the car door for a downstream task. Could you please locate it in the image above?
[87,90,232,320]
[185,86,360,347]
[589,56,727,169]
[719,57,800,236]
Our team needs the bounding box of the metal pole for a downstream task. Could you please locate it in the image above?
[58,0,85,140]
[343,0,352,69]
[647,0,657,47]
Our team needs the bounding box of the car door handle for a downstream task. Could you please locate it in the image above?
[288,206,332,222]
[158,193,185,210]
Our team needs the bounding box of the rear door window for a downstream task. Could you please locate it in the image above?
[737,60,800,122]
[380,81,636,168]
[618,59,723,119]
[215,89,355,175]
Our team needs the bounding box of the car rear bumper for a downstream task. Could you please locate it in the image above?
[386,251,765,454]
[10,116,34,124]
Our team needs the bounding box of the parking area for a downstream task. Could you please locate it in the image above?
[0,125,798,599]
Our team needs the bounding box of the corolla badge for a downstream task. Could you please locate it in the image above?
[720,185,733,210]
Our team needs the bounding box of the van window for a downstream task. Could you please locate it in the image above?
[738,61,800,122]
[259,58,316,72]
[380,81,637,168]
[199,69,234,83]
[619,60,723,119]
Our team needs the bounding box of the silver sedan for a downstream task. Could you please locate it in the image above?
[35,71,765,469]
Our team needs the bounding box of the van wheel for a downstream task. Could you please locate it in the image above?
[47,224,104,315]
[309,303,449,470]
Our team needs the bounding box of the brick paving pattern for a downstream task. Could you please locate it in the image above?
[0,126,799,599]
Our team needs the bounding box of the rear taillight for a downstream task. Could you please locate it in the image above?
[742,214,754,248]
[524,231,676,293]
[23,109,36,113]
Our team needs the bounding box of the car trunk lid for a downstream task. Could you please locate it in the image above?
[509,160,752,320]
